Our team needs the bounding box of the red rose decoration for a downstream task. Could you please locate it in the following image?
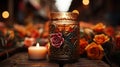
[50,33,64,48]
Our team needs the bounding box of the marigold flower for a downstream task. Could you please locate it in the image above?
[85,42,104,60]
[79,38,88,54]
[92,23,105,33]
[93,34,110,44]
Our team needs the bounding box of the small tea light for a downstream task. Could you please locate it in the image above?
[28,43,47,60]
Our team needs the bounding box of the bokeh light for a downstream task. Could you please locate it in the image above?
[82,0,89,6]
[2,11,9,19]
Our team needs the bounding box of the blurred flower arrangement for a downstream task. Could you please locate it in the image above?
[0,22,16,49]
[0,22,49,49]
[79,23,116,61]
[14,22,49,47]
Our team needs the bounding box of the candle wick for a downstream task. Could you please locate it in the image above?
[36,43,40,47]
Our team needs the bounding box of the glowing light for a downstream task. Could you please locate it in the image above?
[55,0,72,11]
[36,43,40,47]
[72,10,79,15]
[82,0,89,6]
[2,11,9,19]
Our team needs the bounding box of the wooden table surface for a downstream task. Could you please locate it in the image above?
[0,52,110,67]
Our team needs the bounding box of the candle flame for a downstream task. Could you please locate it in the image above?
[55,0,72,11]
[36,43,40,47]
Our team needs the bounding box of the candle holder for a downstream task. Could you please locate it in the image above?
[48,12,80,63]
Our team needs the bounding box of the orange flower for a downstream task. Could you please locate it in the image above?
[85,42,104,60]
[104,26,114,36]
[92,23,105,33]
[93,34,110,44]
[79,38,88,54]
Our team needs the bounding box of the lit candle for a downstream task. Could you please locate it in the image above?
[28,43,47,60]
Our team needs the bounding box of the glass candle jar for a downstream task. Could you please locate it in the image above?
[48,12,80,63]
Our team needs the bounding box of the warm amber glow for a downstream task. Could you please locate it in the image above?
[82,0,89,6]
[72,10,79,15]
[55,0,72,11]
[2,11,9,19]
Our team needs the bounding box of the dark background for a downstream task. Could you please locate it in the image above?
[0,0,120,26]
